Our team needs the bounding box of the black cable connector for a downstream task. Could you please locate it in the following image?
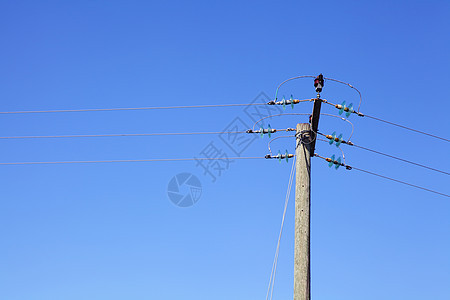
[314,74,324,93]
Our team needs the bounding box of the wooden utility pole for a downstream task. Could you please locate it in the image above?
[294,74,323,300]
[294,123,312,300]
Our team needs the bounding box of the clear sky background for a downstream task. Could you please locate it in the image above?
[1,1,449,299]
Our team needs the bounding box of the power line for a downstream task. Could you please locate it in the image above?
[0,99,313,115]
[323,77,363,113]
[0,157,264,165]
[0,132,243,139]
[351,166,449,198]
[316,138,347,165]
[0,129,294,140]
[268,135,295,156]
[266,156,296,300]
[351,143,449,176]
[252,113,354,139]
[274,75,315,100]
[317,133,449,176]
[363,114,450,142]
[0,103,266,115]
[321,100,450,142]
[314,154,450,198]
[273,75,363,112]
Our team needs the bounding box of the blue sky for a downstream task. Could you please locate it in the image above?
[1,0,449,299]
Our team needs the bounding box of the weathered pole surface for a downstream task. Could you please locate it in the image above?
[294,122,312,300]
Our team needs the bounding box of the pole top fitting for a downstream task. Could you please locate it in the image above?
[314,74,324,93]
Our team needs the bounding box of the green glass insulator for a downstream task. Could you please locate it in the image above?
[339,101,346,115]
[328,154,335,167]
[335,157,342,170]
[346,103,354,118]
[329,131,336,145]
[336,133,343,147]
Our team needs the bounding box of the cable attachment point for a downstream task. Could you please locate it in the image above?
[246,124,277,137]
[261,124,276,138]
[334,101,354,118]
[327,154,344,170]
[332,101,364,117]
[260,124,276,138]
[295,129,313,145]
[314,153,352,171]
[326,131,344,147]
[265,150,294,163]
[271,95,300,110]
[321,131,353,147]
